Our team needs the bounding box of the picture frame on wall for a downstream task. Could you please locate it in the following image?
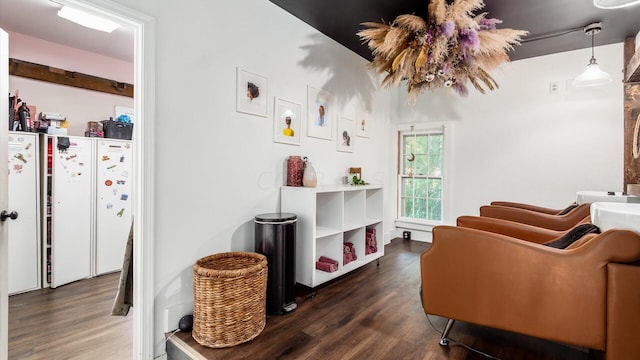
[337,116,355,153]
[236,67,268,117]
[307,86,333,140]
[356,107,370,138]
[273,98,302,146]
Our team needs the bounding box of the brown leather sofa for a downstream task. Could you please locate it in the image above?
[479,203,591,231]
[420,225,640,360]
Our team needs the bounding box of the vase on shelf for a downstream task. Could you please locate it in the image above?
[303,161,317,188]
[286,156,304,186]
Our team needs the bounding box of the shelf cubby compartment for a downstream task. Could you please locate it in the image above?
[316,192,343,235]
[365,222,383,259]
[365,188,383,225]
[343,189,365,231]
[343,227,365,271]
[314,233,344,285]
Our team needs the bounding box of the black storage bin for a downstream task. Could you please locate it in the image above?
[254,213,297,315]
[103,120,133,140]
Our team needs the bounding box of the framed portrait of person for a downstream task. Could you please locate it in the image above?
[307,86,333,140]
[236,67,268,117]
[356,106,370,138]
[337,116,355,153]
[273,97,302,145]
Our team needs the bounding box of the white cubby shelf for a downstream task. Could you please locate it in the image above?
[281,184,384,288]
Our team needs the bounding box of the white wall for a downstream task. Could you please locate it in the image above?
[8,31,134,136]
[390,43,624,239]
[108,0,395,355]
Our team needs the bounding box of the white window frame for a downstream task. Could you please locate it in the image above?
[396,125,447,227]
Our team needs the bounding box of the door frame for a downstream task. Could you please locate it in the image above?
[1,27,11,360]
[1,0,156,358]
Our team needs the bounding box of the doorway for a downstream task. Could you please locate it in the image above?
[0,0,155,359]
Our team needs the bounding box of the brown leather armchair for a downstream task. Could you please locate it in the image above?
[489,201,579,215]
[479,203,591,231]
[456,215,592,244]
[420,226,640,360]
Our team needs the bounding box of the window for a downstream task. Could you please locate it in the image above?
[398,128,444,222]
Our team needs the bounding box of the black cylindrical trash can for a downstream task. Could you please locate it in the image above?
[254,213,297,315]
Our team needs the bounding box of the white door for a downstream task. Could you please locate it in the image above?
[49,136,94,288]
[95,138,133,275]
[1,27,11,360]
[7,132,40,294]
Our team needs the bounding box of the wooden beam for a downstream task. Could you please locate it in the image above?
[625,37,640,83]
[9,58,133,98]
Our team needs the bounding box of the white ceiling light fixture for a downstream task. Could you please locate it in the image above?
[593,0,640,9]
[572,22,612,88]
[57,5,120,33]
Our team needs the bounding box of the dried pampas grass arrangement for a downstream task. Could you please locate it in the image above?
[357,0,528,102]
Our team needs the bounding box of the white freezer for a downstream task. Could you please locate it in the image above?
[49,135,94,288]
[95,139,133,275]
[7,132,40,294]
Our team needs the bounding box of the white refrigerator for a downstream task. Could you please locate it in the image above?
[47,135,94,288]
[7,132,40,294]
[94,139,133,275]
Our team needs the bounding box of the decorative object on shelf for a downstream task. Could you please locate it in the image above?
[302,156,317,187]
[593,0,640,9]
[348,167,367,185]
[366,228,378,255]
[307,86,334,140]
[286,156,304,186]
[572,22,612,88]
[236,67,268,117]
[316,256,338,272]
[343,242,357,265]
[274,98,302,145]
[337,116,355,152]
[357,0,527,101]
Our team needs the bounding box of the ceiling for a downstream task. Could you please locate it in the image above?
[0,0,134,62]
[0,1,639,65]
[269,0,640,61]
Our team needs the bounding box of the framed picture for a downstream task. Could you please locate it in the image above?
[356,107,370,138]
[307,86,333,140]
[273,98,302,145]
[337,116,355,153]
[236,67,268,117]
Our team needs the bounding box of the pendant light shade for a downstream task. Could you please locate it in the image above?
[572,22,612,88]
[573,60,612,87]
[593,0,640,9]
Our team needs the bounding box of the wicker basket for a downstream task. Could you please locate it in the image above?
[192,251,268,348]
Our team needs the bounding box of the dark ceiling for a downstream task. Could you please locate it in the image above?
[269,0,640,62]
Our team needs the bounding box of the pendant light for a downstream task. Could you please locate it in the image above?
[573,22,612,88]
[593,0,640,9]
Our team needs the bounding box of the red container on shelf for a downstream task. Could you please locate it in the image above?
[286,156,304,186]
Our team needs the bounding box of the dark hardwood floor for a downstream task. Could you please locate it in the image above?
[8,272,133,360]
[169,238,592,360]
